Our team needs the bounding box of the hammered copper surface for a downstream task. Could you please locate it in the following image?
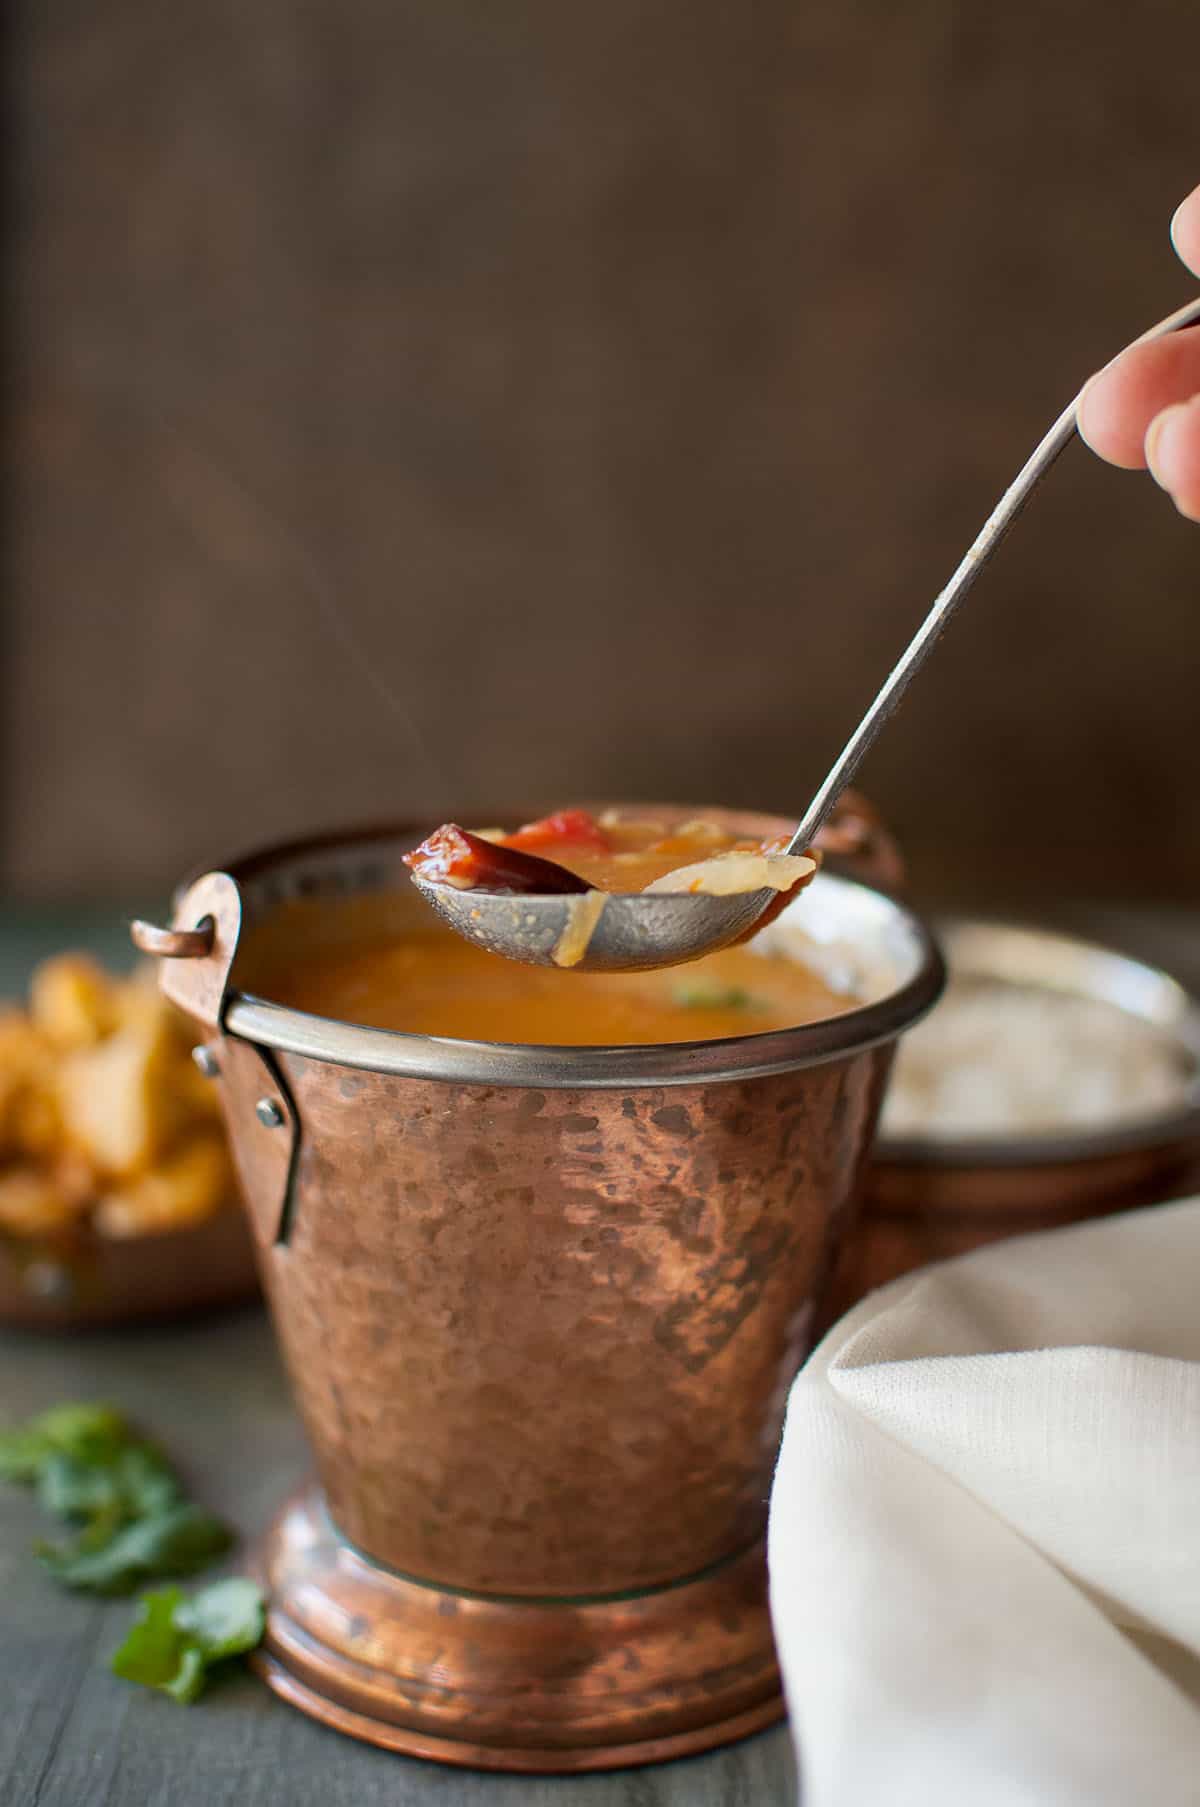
[142,814,939,1765]
[251,1484,783,1772]
[245,1046,889,1595]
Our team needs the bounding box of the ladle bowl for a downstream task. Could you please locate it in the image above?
[411,869,771,973]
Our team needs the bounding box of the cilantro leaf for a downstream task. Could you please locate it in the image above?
[35,1441,184,1567]
[111,1586,189,1687]
[111,1579,265,1704]
[37,1451,124,1523]
[3,1403,230,1594]
[110,1588,207,1704]
[113,1444,183,1520]
[38,1503,232,1595]
[0,1404,127,1480]
[35,1403,128,1462]
[174,1577,265,1662]
[164,1646,208,1705]
[671,980,755,1010]
[0,1428,55,1482]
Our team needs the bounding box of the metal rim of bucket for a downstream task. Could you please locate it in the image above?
[211,823,946,1090]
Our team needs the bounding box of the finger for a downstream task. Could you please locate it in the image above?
[1077,328,1200,467]
[1146,395,1200,521]
[1171,183,1200,276]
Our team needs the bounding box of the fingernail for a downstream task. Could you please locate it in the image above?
[1076,371,1104,449]
[1170,200,1185,256]
[1145,400,1190,489]
[1170,185,1200,259]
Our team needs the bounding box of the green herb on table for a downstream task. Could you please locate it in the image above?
[0,1402,232,1594]
[39,1501,232,1593]
[111,1578,265,1705]
[0,1402,127,1479]
[671,980,757,1011]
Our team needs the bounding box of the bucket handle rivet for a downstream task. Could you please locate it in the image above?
[256,1097,285,1129]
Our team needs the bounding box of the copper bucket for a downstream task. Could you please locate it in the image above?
[134,811,942,1771]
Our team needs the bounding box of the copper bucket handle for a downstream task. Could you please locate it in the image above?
[131,877,301,1248]
[130,916,216,959]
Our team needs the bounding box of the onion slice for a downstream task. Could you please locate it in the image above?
[642,852,816,897]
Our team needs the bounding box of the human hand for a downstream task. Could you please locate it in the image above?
[1077,184,1200,521]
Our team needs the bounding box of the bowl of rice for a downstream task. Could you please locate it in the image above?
[832,919,1200,1313]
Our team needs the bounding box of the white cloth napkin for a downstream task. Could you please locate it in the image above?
[767,1196,1200,1807]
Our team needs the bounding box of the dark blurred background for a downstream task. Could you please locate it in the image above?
[4,1,1198,908]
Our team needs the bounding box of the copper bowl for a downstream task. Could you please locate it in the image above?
[832,918,1200,1315]
[135,807,943,1771]
[0,1204,258,1332]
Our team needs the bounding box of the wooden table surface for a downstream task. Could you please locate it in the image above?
[3,900,1197,1807]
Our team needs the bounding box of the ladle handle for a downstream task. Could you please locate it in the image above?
[786,293,1200,857]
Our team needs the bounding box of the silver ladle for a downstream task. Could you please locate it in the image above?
[414,295,1200,973]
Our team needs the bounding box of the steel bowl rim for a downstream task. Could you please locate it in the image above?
[875,914,1200,1169]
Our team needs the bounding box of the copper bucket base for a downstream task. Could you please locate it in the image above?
[251,1485,784,1772]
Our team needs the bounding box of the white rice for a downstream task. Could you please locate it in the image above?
[881,976,1193,1140]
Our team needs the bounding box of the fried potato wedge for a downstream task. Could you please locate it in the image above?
[94,1134,233,1239]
